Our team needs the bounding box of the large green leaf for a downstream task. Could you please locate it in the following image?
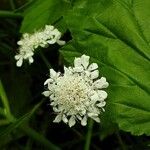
[61,0,150,135]
[20,0,71,33]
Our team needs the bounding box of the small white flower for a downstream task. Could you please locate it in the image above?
[43,54,109,127]
[15,25,65,67]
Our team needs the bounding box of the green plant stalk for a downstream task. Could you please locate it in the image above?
[116,131,127,150]
[25,138,32,150]
[0,107,5,115]
[9,0,16,10]
[84,119,94,150]
[0,80,14,121]
[39,51,51,68]
[21,125,60,150]
[0,119,10,126]
[0,10,22,18]
[14,0,34,12]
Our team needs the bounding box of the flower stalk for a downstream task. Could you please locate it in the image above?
[84,119,94,150]
[0,10,22,18]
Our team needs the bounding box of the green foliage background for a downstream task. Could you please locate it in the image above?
[0,0,150,149]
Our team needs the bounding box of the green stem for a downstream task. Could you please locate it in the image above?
[0,107,5,116]
[0,10,22,19]
[116,131,127,150]
[39,51,51,69]
[14,0,34,12]
[0,119,10,126]
[9,0,16,10]
[25,138,32,150]
[21,126,60,150]
[0,80,11,115]
[0,80,15,122]
[84,119,94,150]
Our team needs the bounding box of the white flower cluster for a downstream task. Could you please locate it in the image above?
[43,54,109,127]
[15,25,65,67]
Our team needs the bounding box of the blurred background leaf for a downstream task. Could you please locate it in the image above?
[20,0,71,33]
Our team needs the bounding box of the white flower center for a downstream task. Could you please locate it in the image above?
[52,74,91,114]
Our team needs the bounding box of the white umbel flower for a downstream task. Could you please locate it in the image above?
[15,25,65,67]
[43,54,109,127]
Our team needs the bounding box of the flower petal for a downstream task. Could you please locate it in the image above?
[64,66,73,75]
[47,39,56,44]
[14,54,21,60]
[94,77,109,89]
[91,116,100,123]
[81,116,87,126]
[97,101,106,107]
[69,116,76,127]
[24,51,34,59]
[53,107,60,112]
[29,57,34,64]
[50,69,57,78]
[56,40,66,45]
[81,54,89,69]
[42,91,50,97]
[44,78,53,85]
[90,70,99,79]
[74,57,81,68]
[16,58,23,67]
[88,63,98,71]
[88,112,98,117]
[53,114,62,123]
[17,41,23,45]
[62,115,68,123]
[45,25,54,31]
[73,66,84,72]
[90,93,99,102]
[97,90,108,100]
